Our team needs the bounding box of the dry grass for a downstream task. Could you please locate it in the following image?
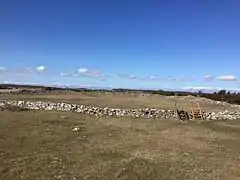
[0,89,21,93]
[1,110,240,180]
[0,91,231,112]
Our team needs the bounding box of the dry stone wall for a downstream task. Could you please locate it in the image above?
[0,100,240,120]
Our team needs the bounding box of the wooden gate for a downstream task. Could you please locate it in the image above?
[175,101,204,121]
[190,102,204,120]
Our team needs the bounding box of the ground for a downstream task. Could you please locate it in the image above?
[1,109,240,180]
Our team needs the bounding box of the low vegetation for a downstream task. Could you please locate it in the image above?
[1,111,240,180]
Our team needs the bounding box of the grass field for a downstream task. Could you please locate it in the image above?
[0,92,231,112]
[1,109,240,180]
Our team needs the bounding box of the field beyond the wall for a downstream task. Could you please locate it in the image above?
[1,110,240,180]
[0,91,234,112]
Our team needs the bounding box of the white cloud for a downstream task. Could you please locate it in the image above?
[128,75,137,79]
[78,68,102,77]
[60,68,103,78]
[217,75,237,81]
[117,74,192,82]
[204,75,214,81]
[15,67,35,74]
[146,75,191,82]
[148,76,164,80]
[60,72,79,77]
[118,74,134,79]
[11,66,46,74]
[1,80,42,85]
[77,68,86,74]
[36,66,46,72]
[0,66,47,75]
[60,72,70,77]
[167,77,184,82]
[78,68,88,73]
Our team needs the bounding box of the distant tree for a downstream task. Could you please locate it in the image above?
[198,91,203,95]
[218,90,226,95]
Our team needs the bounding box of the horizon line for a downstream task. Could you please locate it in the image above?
[1,82,240,93]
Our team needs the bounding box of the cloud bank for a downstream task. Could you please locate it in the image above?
[203,74,238,82]
[78,68,102,77]
[1,65,238,90]
[0,65,47,75]
[217,75,237,81]
[61,68,106,81]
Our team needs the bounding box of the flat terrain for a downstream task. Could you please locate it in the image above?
[0,91,232,112]
[1,110,240,180]
[0,89,21,93]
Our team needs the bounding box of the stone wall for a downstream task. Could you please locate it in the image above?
[1,100,240,120]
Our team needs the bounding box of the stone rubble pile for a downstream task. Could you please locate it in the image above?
[203,110,240,120]
[0,100,240,120]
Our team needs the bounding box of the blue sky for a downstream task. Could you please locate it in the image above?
[0,0,239,90]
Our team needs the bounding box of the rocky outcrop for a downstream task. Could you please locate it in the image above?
[0,100,240,120]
